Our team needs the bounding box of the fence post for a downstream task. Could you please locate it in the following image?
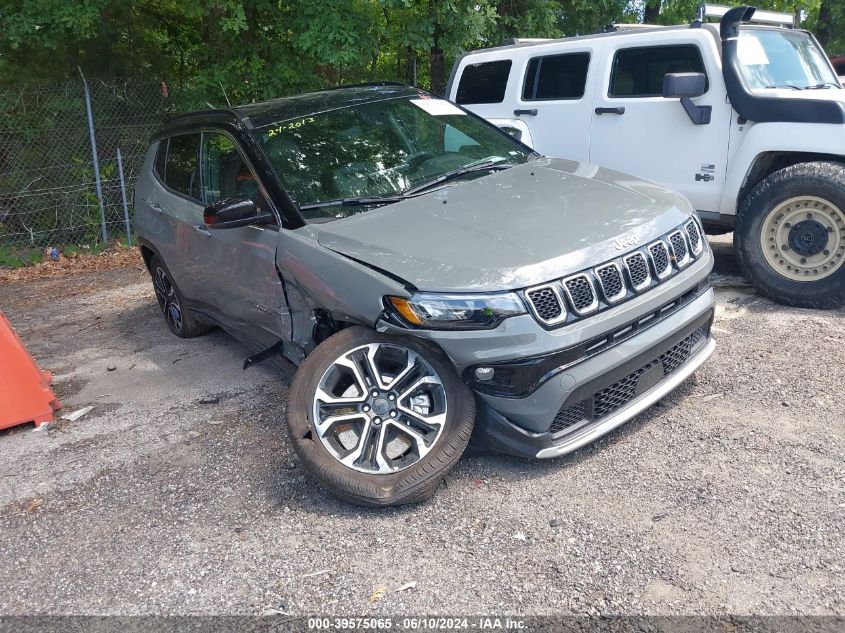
[116,147,132,246]
[79,68,108,244]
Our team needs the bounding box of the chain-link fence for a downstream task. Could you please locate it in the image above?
[0,78,170,249]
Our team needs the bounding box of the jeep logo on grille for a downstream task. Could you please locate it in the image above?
[614,234,641,250]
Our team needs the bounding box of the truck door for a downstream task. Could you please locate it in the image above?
[508,48,595,161]
[589,31,732,213]
[449,47,596,161]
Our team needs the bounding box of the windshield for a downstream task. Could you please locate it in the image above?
[738,28,840,90]
[255,95,532,220]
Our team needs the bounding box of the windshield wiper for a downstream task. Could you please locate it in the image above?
[807,82,841,90]
[298,195,407,211]
[765,83,803,90]
[402,160,516,195]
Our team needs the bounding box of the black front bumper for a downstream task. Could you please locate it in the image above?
[471,310,714,459]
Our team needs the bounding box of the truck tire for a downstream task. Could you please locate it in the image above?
[735,161,845,308]
[286,326,476,507]
[149,255,214,338]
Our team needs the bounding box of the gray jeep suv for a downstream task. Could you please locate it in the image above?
[135,83,715,506]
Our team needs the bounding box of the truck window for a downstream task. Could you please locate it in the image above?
[523,52,590,101]
[456,60,512,104]
[610,45,707,98]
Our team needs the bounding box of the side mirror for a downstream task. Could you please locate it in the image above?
[663,72,711,126]
[663,72,706,99]
[203,196,273,229]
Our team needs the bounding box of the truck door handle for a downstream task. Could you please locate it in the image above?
[595,107,626,115]
[193,225,212,237]
[149,201,163,213]
[513,108,538,116]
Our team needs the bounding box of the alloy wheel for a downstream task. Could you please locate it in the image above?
[311,343,448,474]
[760,196,845,281]
[153,266,183,333]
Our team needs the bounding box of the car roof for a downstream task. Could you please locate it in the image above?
[159,83,422,135]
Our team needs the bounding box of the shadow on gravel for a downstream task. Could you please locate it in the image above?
[281,377,703,515]
[460,377,700,480]
[708,234,741,279]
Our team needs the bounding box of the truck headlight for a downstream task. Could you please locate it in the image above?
[386,292,526,330]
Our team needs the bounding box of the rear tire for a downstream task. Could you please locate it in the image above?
[149,255,213,338]
[286,326,476,507]
[735,161,845,308]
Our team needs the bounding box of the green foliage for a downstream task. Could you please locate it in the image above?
[0,0,842,102]
[0,245,43,268]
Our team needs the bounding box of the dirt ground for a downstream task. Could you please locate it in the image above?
[0,235,843,616]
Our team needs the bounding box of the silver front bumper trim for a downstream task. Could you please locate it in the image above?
[534,337,716,459]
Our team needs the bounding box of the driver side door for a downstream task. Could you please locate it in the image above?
[589,31,733,214]
[194,130,290,350]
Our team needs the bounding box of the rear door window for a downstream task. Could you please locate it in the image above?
[164,133,201,199]
[610,45,707,97]
[523,52,590,100]
[456,60,512,104]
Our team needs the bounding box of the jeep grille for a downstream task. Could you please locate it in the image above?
[523,219,705,329]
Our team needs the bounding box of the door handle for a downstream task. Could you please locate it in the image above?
[193,224,212,237]
[595,107,626,115]
[149,201,163,213]
[513,108,538,116]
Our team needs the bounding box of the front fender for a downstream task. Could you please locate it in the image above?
[721,121,845,215]
[276,226,411,349]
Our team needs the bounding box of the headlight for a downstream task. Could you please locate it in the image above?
[386,292,526,330]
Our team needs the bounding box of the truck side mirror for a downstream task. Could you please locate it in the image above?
[663,72,706,98]
[663,72,711,125]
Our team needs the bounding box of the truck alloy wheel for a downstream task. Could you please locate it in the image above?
[736,162,845,309]
[286,327,475,506]
[760,196,845,282]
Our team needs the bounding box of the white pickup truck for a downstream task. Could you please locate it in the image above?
[447,4,845,308]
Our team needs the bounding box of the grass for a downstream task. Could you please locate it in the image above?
[0,246,43,268]
[0,240,127,269]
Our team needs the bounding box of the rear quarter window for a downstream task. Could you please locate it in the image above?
[610,44,707,97]
[153,140,168,178]
[456,60,512,104]
[523,52,590,100]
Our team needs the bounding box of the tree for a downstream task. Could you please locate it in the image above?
[1,0,842,105]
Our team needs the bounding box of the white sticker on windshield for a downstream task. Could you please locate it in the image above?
[410,98,466,116]
[738,35,769,66]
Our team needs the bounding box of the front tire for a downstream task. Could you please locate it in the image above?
[735,161,845,308]
[286,326,476,507]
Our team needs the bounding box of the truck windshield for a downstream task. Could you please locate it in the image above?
[738,28,840,90]
[255,96,532,219]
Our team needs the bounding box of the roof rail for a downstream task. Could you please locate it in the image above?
[324,81,409,91]
[497,37,552,47]
[607,23,664,32]
[696,3,796,28]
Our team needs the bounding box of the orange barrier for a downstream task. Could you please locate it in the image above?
[0,310,61,430]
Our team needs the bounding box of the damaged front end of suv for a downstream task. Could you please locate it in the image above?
[135,84,715,507]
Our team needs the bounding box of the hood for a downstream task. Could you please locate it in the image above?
[757,87,845,101]
[310,158,693,293]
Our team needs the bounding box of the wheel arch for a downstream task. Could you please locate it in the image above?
[738,151,845,210]
[137,237,159,272]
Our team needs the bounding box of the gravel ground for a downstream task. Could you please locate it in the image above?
[0,235,843,616]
